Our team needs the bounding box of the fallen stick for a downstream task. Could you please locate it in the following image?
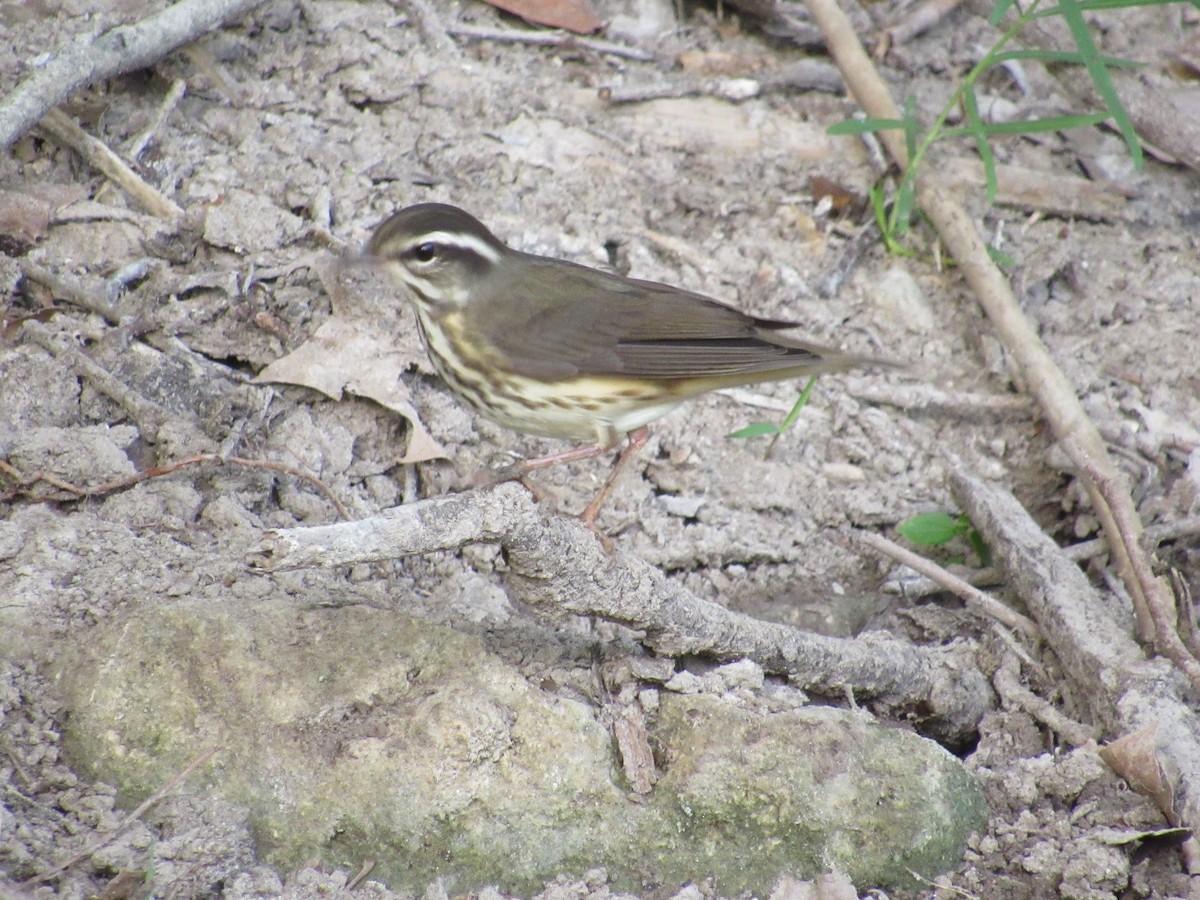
[0,0,266,150]
[248,482,996,741]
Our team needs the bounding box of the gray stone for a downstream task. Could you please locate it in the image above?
[56,599,986,894]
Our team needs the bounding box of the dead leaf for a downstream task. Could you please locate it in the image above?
[809,175,866,217]
[479,0,601,34]
[0,190,52,255]
[254,317,447,464]
[1099,721,1177,821]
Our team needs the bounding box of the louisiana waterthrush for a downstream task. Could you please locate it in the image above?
[365,203,884,525]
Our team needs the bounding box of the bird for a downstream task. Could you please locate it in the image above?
[363,202,888,526]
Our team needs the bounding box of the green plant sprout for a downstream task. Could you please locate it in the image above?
[898,511,992,566]
[829,0,1150,248]
[729,374,819,458]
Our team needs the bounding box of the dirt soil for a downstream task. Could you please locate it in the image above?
[2,0,1200,897]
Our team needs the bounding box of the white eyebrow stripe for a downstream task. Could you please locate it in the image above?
[413,231,503,265]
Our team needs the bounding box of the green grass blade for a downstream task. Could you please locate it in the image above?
[827,118,910,136]
[988,0,1017,26]
[729,422,781,439]
[778,376,819,431]
[987,245,1016,267]
[961,88,999,203]
[1053,0,1143,168]
[1039,0,1190,12]
[892,180,916,237]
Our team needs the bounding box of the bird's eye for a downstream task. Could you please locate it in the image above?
[412,242,438,263]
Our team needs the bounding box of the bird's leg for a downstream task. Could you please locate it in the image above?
[579,426,650,527]
[509,442,610,474]
[478,428,650,546]
[467,442,607,489]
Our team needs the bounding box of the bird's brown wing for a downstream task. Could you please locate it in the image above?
[475,253,846,381]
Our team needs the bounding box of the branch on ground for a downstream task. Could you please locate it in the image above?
[0,0,267,150]
[248,482,996,743]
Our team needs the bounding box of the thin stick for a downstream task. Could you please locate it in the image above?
[993,653,1097,747]
[1063,516,1200,562]
[128,78,188,161]
[23,320,171,442]
[38,109,184,222]
[19,260,123,324]
[4,453,352,522]
[447,24,655,62]
[17,747,220,888]
[856,530,1039,638]
[346,859,377,890]
[0,0,266,150]
[1063,438,1200,687]
[603,61,844,104]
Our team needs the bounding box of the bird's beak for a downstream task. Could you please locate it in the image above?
[336,243,385,277]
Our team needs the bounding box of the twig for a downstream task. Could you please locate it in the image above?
[951,468,1200,847]
[22,320,171,443]
[447,24,656,62]
[1171,570,1200,662]
[885,516,1200,599]
[18,260,123,324]
[0,458,88,498]
[180,45,246,103]
[0,0,267,150]
[128,78,187,161]
[940,157,1130,221]
[884,565,1003,599]
[1063,437,1200,688]
[842,380,1033,418]
[855,530,1039,639]
[17,747,220,889]
[3,453,352,522]
[1063,516,1200,562]
[602,60,844,104]
[993,652,1098,747]
[248,482,996,740]
[37,109,184,222]
[346,859,377,890]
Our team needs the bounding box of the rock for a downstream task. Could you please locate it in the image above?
[55,599,986,894]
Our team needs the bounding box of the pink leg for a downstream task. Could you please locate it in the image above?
[469,442,607,488]
[579,426,650,526]
[513,442,609,473]
[478,428,651,543]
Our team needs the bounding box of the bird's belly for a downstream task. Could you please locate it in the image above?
[478,375,682,445]
[416,309,680,446]
[439,356,680,445]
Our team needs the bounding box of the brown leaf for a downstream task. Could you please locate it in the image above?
[809,175,866,217]
[0,190,52,255]
[254,317,447,464]
[480,0,601,34]
[1099,721,1177,821]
